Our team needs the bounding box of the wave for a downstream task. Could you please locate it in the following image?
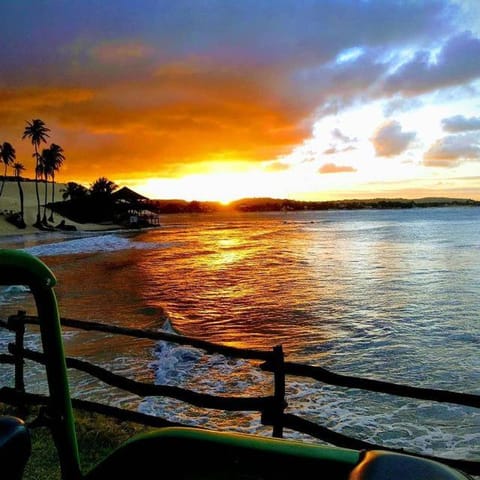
[138,320,271,433]
[0,285,30,304]
[22,233,159,257]
[160,317,182,336]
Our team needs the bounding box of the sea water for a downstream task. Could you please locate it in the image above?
[0,207,479,459]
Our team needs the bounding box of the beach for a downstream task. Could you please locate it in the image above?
[0,179,123,237]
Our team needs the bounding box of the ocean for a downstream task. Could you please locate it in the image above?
[0,206,479,460]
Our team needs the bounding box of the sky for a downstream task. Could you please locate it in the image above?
[1,0,480,203]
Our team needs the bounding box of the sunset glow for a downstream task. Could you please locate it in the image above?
[1,1,479,201]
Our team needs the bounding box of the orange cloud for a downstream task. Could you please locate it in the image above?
[1,57,313,184]
[0,87,94,117]
[319,163,357,174]
[90,41,154,64]
[265,161,291,172]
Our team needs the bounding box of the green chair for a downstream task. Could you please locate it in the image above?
[0,249,471,480]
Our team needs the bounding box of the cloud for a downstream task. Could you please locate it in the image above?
[423,132,480,166]
[371,120,416,157]
[442,114,480,132]
[0,56,313,180]
[0,0,472,184]
[331,128,357,143]
[296,47,389,115]
[323,147,337,155]
[383,97,423,116]
[0,87,94,116]
[319,163,357,174]
[323,145,356,155]
[90,41,155,64]
[384,31,480,95]
[265,161,290,172]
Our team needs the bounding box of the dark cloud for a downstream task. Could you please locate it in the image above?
[442,115,480,132]
[0,0,473,182]
[0,1,456,75]
[371,120,416,157]
[424,132,480,166]
[295,47,388,112]
[319,163,356,174]
[384,31,480,95]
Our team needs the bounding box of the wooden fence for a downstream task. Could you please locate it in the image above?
[0,310,479,476]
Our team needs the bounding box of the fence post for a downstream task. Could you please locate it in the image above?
[271,344,286,438]
[8,310,26,394]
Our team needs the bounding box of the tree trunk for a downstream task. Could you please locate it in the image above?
[48,175,55,222]
[0,164,7,196]
[34,148,41,227]
[42,174,48,225]
[16,177,26,229]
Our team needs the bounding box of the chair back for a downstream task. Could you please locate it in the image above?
[0,249,81,480]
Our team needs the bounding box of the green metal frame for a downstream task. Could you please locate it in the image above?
[0,249,80,479]
[0,249,471,480]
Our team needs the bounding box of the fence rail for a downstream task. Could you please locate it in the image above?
[0,310,479,475]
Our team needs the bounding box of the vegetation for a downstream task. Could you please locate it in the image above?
[229,197,480,211]
[41,143,65,223]
[55,179,161,227]
[22,119,51,227]
[0,119,67,230]
[150,196,480,214]
[12,162,26,228]
[61,181,88,201]
[53,178,120,223]
[0,142,16,197]
[0,403,150,480]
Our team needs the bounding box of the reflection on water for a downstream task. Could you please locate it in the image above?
[1,207,479,457]
[145,214,350,352]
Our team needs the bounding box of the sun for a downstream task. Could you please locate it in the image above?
[128,164,318,203]
[130,172,257,203]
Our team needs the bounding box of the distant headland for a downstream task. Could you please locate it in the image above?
[153,196,480,214]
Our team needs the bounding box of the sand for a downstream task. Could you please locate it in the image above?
[0,179,123,237]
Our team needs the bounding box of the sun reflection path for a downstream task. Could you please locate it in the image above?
[136,213,340,353]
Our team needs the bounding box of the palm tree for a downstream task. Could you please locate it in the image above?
[61,181,88,201]
[89,177,119,222]
[22,119,50,227]
[38,149,51,224]
[45,143,65,222]
[0,142,16,197]
[90,177,118,196]
[13,162,26,228]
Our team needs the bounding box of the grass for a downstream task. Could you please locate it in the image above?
[0,403,152,479]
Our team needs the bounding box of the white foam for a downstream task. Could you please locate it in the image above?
[22,234,158,256]
[0,285,30,304]
[138,323,272,433]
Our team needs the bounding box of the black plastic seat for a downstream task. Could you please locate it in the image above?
[349,450,472,480]
[0,415,31,480]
